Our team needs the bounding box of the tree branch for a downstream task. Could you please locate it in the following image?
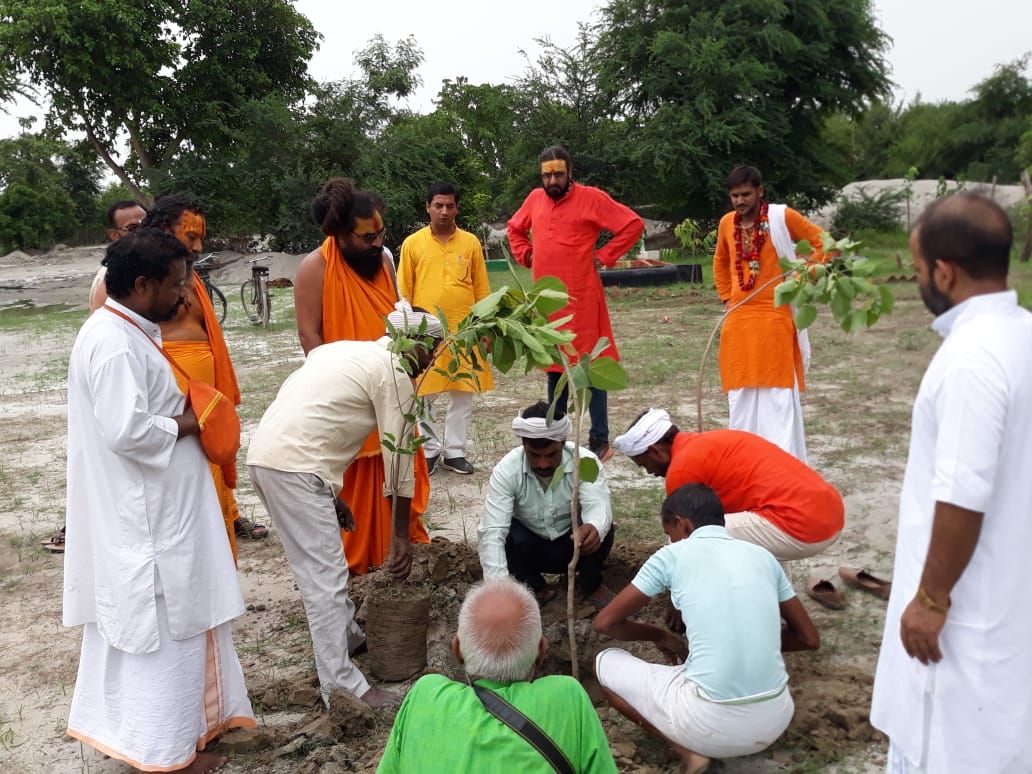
[80,116,149,205]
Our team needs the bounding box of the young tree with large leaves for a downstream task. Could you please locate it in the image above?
[0,0,319,204]
[591,0,891,216]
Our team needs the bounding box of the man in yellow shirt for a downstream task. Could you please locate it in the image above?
[398,182,494,475]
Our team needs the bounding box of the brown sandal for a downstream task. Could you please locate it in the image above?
[806,576,847,610]
[40,527,66,554]
[838,566,892,600]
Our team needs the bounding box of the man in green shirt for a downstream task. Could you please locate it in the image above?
[377,576,617,773]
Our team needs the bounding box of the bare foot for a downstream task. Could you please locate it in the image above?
[172,751,227,773]
[360,685,404,709]
[675,750,710,774]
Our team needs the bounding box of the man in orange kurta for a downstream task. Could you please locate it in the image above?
[712,166,825,462]
[88,196,248,562]
[295,178,430,575]
[507,145,644,462]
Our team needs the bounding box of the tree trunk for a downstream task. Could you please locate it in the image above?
[81,121,151,207]
[565,382,584,681]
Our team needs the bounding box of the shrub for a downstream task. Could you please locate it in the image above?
[832,187,907,235]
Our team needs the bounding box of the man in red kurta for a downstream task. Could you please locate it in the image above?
[507,145,644,461]
[712,165,826,462]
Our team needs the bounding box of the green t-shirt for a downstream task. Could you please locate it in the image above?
[376,673,617,773]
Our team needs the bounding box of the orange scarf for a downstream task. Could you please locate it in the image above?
[193,272,240,405]
[320,236,397,343]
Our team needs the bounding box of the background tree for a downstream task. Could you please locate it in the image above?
[0,0,319,204]
[590,0,891,217]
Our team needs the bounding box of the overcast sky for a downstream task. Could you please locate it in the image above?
[1,0,1029,139]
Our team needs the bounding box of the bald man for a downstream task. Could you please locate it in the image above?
[378,577,617,773]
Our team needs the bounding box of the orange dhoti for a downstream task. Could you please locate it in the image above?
[164,339,240,563]
[340,431,430,575]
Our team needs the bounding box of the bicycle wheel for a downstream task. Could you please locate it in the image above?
[259,276,271,328]
[209,283,227,324]
[240,279,259,323]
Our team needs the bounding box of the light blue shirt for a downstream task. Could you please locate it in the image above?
[478,443,613,580]
[632,525,794,701]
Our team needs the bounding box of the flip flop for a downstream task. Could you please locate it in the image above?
[806,577,847,610]
[838,566,892,600]
[234,517,269,540]
[40,528,66,554]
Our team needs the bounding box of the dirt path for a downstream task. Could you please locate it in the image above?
[0,247,936,772]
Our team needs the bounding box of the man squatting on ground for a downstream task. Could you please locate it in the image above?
[712,165,827,462]
[507,145,644,462]
[478,400,615,608]
[870,193,1032,773]
[246,304,443,709]
[613,408,843,568]
[378,576,617,773]
[64,229,254,773]
[595,484,819,773]
[398,181,494,476]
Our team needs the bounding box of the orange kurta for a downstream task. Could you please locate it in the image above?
[712,207,824,391]
[164,339,240,563]
[318,237,430,574]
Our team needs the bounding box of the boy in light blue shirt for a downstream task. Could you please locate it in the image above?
[594,483,819,774]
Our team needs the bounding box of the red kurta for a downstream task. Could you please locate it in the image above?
[507,183,643,371]
[712,207,824,391]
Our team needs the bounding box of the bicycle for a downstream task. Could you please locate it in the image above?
[240,255,272,328]
[194,253,227,324]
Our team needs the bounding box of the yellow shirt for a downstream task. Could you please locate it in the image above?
[398,225,494,395]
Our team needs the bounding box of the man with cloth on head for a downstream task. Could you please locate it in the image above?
[613,408,842,566]
[64,228,254,773]
[478,400,615,608]
[246,302,443,709]
[398,181,494,475]
[713,165,827,462]
[870,193,1032,773]
[378,576,618,773]
[507,145,644,462]
[294,177,431,574]
[595,484,819,774]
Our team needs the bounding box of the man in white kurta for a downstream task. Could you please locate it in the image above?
[870,193,1032,773]
[63,229,254,771]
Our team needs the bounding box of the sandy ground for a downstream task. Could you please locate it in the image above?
[0,243,934,772]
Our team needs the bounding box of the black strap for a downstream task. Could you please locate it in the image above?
[473,684,575,774]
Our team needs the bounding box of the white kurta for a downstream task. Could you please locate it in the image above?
[63,299,244,654]
[871,291,1032,772]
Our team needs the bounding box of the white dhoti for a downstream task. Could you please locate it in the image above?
[727,385,807,463]
[724,511,839,566]
[67,593,254,772]
[595,648,794,759]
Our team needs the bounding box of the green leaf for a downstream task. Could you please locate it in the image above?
[579,456,600,483]
[829,290,852,320]
[849,308,868,332]
[469,287,507,318]
[568,362,591,390]
[838,276,857,300]
[530,276,569,316]
[878,285,895,314]
[588,357,628,391]
[850,259,877,277]
[491,338,516,373]
[590,337,611,359]
[773,278,798,307]
[794,239,812,257]
[793,304,818,330]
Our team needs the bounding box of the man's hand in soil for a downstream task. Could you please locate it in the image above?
[664,600,685,633]
[360,686,404,710]
[577,524,601,555]
[900,595,946,665]
[174,406,199,438]
[656,630,688,665]
[334,497,355,532]
[386,535,413,580]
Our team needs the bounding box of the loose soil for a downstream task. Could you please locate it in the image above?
[0,242,943,772]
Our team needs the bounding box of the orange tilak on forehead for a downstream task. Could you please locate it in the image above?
[353,211,383,235]
[541,160,567,175]
[175,211,206,241]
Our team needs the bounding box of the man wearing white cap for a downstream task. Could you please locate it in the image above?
[246,303,442,709]
[612,408,842,565]
[478,400,615,608]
